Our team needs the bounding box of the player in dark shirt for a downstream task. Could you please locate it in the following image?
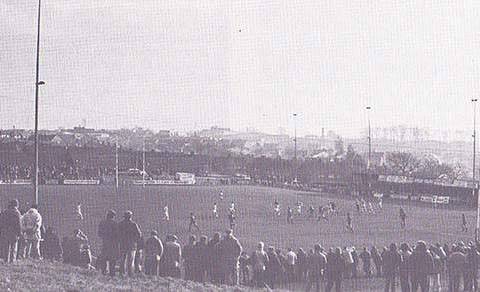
[346,213,354,233]
[189,212,200,232]
[461,213,468,232]
[399,208,406,229]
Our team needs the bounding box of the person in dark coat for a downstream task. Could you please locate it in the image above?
[399,243,412,292]
[117,211,142,276]
[160,234,181,278]
[371,246,383,277]
[62,236,73,264]
[0,200,22,263]
[447,244,466,292]
[306,244,327,292]
[194,235,209,283]
[183,235,197,281]
[207,232,221,283]
[69,229,89,267]
[360,247,372,278]
[409,241,434,292]
[297,248,308,281]
[382,243,402,292]
[265,246,283,289]
[218,229,242,285]
[464,245,480,291]
[325,247,346,292]
[43,226,62,261]
[144,230,163,276]
[97,210,119,276]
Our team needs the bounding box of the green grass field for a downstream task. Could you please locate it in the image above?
[0,184,474,291]
[0,184,475,254]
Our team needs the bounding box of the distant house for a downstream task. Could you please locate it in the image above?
[51,133,96,147]
[157,130,171,138]
[368,152,387,167]
[0,129,30,141]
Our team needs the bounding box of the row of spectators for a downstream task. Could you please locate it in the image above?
[0,164,114,182]
[0,199,478,291]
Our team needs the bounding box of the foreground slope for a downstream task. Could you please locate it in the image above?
[0,260,252,292]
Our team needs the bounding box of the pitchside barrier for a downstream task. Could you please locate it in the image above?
[131,180,195,186]
[62,179,100,185]
[0,179,32,185]
[387,192,450,204]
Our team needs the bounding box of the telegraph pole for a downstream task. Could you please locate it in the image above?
[293,113,298,183]
[115,140,119,190]
[366,106,372,197]
[33,0,45,205]
[472,98,479,240]
[142,137,146,187]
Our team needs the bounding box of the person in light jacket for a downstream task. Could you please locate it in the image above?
[21,204,42,259]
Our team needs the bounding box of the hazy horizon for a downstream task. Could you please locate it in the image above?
[2,1,480,138]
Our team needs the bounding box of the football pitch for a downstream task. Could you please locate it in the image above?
[0,184,475,255]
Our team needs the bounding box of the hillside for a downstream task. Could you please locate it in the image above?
[0,260,251,292]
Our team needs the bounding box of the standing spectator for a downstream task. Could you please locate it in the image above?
[0,200,22,263]
[464,245,479,291]
[371,246,383,277]
[21,204,42,259]
[218,229,242,285]
[265,246,283,289]
[97,210,118,276]
[276,248,288,286]
[342,247,354,278]
[409,241,434,292]
[43,227,62,261]
[306,244,327,292]
[69,229,89,267]
[117,211,142,277]
[351,247,359,278]
[399,243,412,292]
[285,248,297,286]
[161,234,181,278]
[239,251,250,285]
[325,247,346,292]
[251,242,269,288]
[144,231,163,276]
[207,232,221,283]
[297,248,308,281]
[194,235,209,283]
[360,247,372,278]
[183,235,197,281]
[447,244,466,292]
[429,246,443,292]
[382,243,401,292]
[134,235,145,274]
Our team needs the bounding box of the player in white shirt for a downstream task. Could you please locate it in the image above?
[163,205,170,221]
[213,202,218,218]
[219,191,224,201]
[229,202,235,214]
[368,202,375,214]
[295,201,303,216]
[274,201,281,216]
[378,198,383,210]
[75,203,83,220]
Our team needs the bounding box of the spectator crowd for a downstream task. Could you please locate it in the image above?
[0,198,479,292]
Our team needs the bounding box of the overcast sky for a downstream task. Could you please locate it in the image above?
[1,1,480,138]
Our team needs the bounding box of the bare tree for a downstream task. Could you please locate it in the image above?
[385,152,421,176]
